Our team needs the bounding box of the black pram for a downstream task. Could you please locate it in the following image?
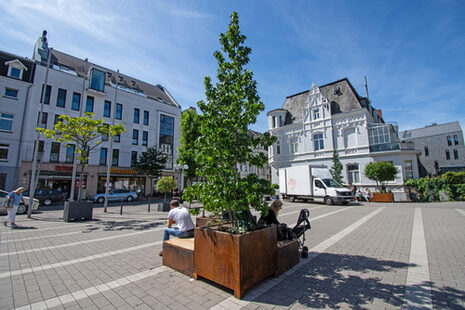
[289,209,311,258]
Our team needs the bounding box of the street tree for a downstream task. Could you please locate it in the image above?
[38,112,125,201]
[330,150,344,185]
[156,176,176,204]
[176,108,200,186]
[134,146,167,195]
[183,12,276,232]
[364,161,399,192]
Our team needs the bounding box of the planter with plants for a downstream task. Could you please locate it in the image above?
[156,176,176,211]
[182,12,277,299]
[364,162,398,202]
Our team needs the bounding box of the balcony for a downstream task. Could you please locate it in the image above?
[369,141,415,153]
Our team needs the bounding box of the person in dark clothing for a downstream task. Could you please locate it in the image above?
[259,199,283,225]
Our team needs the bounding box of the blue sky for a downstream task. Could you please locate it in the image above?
[1,0,464,134]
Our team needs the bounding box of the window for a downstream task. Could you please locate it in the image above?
[72,92,81,111]
[272,116,276,128]
[65,145,75,163]
[131,151,138,167]
[133,129,139,145]
[454,135,459,145]
[446,150,450,160]
[41,85,51,104]
[90,68,105,92]
[99,148,107,165]
[112,149,119,166]
[276,141,280,154]
[134,108,140,123]
[0,144,8,161]
[50,142,60,162]
[368,125,391,145]
[9,67,21,78]
[454,149,459,160]
[424,146,429,156]
[37,112,48,129]
[56,88,66,107]
[86,96,94,113]
[347,164,360,184]
[313,109,320,120]
[279,115,283,127]
[290,137,298,153]
[142,131,148,146]
[4,88,18,98]
[143,111,149,125]
[113,134,120,143]
[434,161,439,171]
[102,124,109,141]
[159,114,175,169]
[447,136,452,146]
[35,140,44,160]
[404,160,414,180]
[116,103,122,120]
[104,100,111,117]
[314,133,324,151]
[0,113,14,131]
[0,174,5,189]
[54,114,62,133]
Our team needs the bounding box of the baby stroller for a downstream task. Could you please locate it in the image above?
[289,209,311,258]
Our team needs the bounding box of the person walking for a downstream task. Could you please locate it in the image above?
[3,187,28,228]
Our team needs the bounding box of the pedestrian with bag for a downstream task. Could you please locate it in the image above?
[3,187,28,228]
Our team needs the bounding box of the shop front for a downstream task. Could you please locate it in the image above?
[97,168,147,197]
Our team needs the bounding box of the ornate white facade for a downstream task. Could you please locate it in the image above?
[267,79,419,195]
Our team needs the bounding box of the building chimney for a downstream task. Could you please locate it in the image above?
[377,109,382,120]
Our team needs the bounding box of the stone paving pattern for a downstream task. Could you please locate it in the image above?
[1,201,464,309]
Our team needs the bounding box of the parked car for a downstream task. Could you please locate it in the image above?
[0,189,40,215]
[91,189,138,203]
[23,189,63,206]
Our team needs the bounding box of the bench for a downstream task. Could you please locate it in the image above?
[162,237,194,277]
[276,239,300,275]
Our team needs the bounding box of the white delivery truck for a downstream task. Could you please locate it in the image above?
[279,165,353,205]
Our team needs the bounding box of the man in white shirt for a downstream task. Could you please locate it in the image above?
[159,200,195,256]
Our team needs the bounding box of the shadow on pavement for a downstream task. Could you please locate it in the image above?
[82,219,165,232]
[11,225,38,230]
[246,252,465,309]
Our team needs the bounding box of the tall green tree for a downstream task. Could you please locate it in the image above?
[38,112,125,201]
[364,161,399,192]
[330,150,344,185]
[156,176,176,204]
[134,146,167,195]
[176,108,200,186]
[183,12,276,232]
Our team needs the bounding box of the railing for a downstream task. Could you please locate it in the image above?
[369,141,415,153]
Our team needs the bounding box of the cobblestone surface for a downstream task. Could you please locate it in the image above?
[1,201,465,309]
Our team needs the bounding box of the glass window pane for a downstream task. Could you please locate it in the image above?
[116,104,122,120]
[5,88,18,98]
[133,129,139,145]
[10,67,21,78]
[143,111,149,125]
[90,69,105,92]
[104,101,111,117]
[159,114,174,169]
[134,108,139,123]
[72,92,81,111]
[86,96,94,113]
[57,88,66,107]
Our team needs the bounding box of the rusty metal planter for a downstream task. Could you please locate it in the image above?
[373,192,394,202]
[193,225,277,299]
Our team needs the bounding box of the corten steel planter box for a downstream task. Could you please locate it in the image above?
[157,202,170,211]
[373,193,394,202]
[193,225,277,299]
[195,216,230,227]
[276,239,300,275]
[63,201,93,222]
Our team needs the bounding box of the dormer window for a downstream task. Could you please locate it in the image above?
[313,109,320,120]
[5,59,27,80]
[90,68,105,92]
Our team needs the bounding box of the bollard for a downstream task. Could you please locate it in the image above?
[147,200,151,212]
[120,199,123,215]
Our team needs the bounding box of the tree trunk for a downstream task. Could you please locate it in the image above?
[77,164,85,202]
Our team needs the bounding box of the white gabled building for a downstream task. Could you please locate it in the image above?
[267,78,419,195]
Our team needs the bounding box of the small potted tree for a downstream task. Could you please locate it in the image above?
[183,12,276,299]
[364,162,398,202]
[156,176,176,211]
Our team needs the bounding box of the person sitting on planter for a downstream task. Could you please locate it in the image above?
[259,199,290,241]
[159,199,195,256]
[259,199,282,225]
[364,188,371,202]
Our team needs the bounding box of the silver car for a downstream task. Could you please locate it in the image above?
[91,189,138,203]
[0,189,40,215]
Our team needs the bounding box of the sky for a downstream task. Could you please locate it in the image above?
[1,0,464,134]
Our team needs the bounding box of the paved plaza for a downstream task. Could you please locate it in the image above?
[1,200,465,309]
